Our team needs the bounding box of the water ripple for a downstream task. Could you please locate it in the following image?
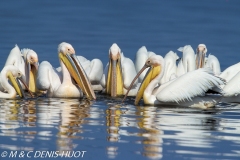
[0,98,240,159]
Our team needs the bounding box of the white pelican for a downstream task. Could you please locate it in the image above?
[177,45,196,76]
[135,47,179,84]
[176,57,185,77]
[195,44,207,69]
[160,51,179,84]
[217,62,240,103]
[221,71,240,103]
[205,54,221,76]
[123,55,225,108]
[21,48,39,92]
[77,56,103,91]
[4,45,39,93]
[100,43,139,97]
[0,65,32,98]
[36,42,95,100]
[135,46,156,83]
[219,62,240,84]
[57,56,103,91]
[196,44,221,76]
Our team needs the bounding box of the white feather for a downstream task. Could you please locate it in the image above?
[177,59,185,77]
[177,47,183,52]
[223,71,240,97]
[160,51,179,84]
[157,68,224,103]
[219,62,240,83]
[205,54,221,75]
[121,53,138,88]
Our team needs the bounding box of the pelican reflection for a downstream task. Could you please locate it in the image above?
[136,105,163,159]
[106,105,122,142]
[105,105,122,159]
[0,99,36,151]
[36,98,91,154]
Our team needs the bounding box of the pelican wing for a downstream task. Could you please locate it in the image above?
[77,56,91,73]
[219,62,240,83]
[77,56,103,84]
[205,54,221,75]
[177,59,185,77]
[223,71,240,97]
[161,51,178,84]
[100,63,109,88]
[122,57,138,88]
[36,61,61,91]
[5,45,25,78]
[135,46,148,73]
[156,68,224,103]
[88,59,103,84]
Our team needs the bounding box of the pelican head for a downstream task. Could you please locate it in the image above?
[123,55,163,105]
[26,50,39,67]
[21,49,39,93]
[106,43,124,97]
[4,65,33,98]
[58,42,96,100]
[196,44,207,69]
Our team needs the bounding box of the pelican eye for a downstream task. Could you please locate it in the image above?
[17,72,22,77]
[145,60,151,67]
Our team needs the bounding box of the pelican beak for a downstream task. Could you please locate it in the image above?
[27,61,38,93]
[196,48,206,69]
[7,72,34,98]
[59,53,96,100]
[106,55,124,97]
[134,65,161,105]
[122,64,161,105]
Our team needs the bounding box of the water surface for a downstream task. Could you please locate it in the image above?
[1,98,240,159]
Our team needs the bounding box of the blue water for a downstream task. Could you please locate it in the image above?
[0,1,240,160]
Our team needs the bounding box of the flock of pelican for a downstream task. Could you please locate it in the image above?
[1,42,239,108]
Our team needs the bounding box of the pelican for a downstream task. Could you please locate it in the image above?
[21,48,39,92]
[195,44,207,69]
[100,43,139,97]
[123,55,225,108]
[36,42,95,99]
[205,54,221,76]
[4,45,39,93]
[217,62,240,103]
[135,46,156,83]
[176,57,185,77]
[0,65,32,98]
[177,45,196,76]
[160,51,179,84]
[57,56,104,91]
[177,44,211,76]
[221,71,240,103]
[219,62,240,84]
[76,56,103,91]
[195,44,222,76]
